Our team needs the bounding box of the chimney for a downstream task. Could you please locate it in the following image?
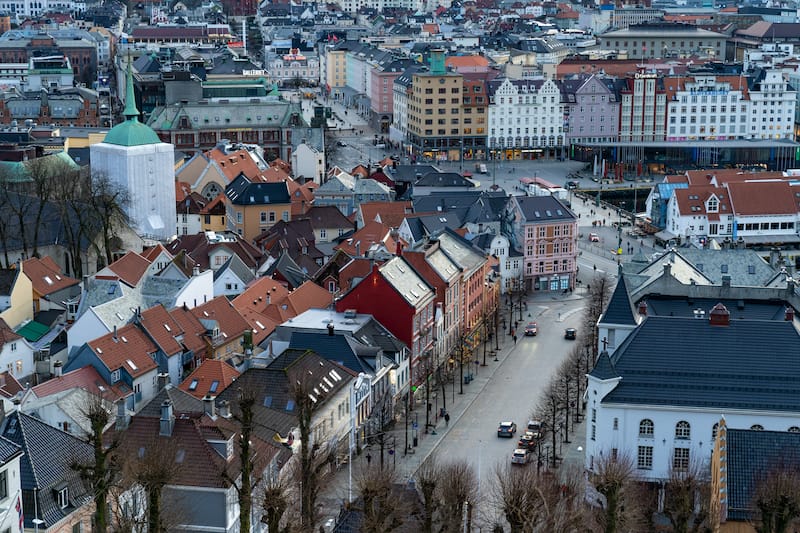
[327,322,334,336]
[159,400,175,436]
[637,301,647,316]
[193,265,200,277]
[115,398,129,430]
[157,372,170,391]
[266,293,271,305]
[663,262,671,277]
[356,241,361,256]
[53,360,63,377]
[395,240,403,257]
[786,307,795,322]
[113,325,118,341]
[709,303,730,327]
[721,275,731,288]
[218,400,231,418]
[203,394,216,418]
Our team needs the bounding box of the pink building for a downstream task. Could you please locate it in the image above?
[503,195,578,292]
[370,60,406,133]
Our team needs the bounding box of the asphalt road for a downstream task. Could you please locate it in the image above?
[430,295,586,529]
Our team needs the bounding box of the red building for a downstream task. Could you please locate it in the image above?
[336,255,435,386]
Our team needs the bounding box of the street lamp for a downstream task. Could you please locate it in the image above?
[617,201,625,256]
[349,372,371,504]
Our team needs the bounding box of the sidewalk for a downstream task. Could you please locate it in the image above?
[318,291,587,530]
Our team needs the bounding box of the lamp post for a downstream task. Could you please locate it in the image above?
[563,375,571,443]
[349,372,370,504]
[617,201,625,257]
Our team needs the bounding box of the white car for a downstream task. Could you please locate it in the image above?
[511,448,532,465]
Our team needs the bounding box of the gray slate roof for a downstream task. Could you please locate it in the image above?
[599,273,638,326]
[674,249,778,286]
[598,316,800,411]
[515,196,576,223]
[726,428,800,521]
[288,332,377,375]
[591,351,619,380]
[226,176,291,206]
[379,256,434,307]
[1,411,93,529]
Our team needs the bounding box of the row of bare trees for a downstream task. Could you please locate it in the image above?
[0,159,129,275]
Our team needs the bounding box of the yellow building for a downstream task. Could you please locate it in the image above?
[0,264,33,329]
[324,43,350,100]
[225,177,292,241]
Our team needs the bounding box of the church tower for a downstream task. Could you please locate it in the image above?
[90,60,176,241]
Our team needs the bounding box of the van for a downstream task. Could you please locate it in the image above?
[479,164,488,174]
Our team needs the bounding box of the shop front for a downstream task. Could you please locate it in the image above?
[535,274,571,292]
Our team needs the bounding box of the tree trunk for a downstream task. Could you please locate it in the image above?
[148,486,162,532]
[604,488,618,533]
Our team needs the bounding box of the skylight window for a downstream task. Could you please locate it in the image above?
[126,359,138,371]
[164,324,171,332]
[43,276,53,285]
[188,379,199,391]
[286,399,295,411]
[209,380,219,393]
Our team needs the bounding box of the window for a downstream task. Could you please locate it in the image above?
[673,448,690,470]
[591,425,596,440]
[750,424,764,431]
[637,446,653,469]
[269,212,276,223]
[788,426,800,433]
[591,408,596,422]
[209,380,219,393]
[712,422,719,441]
[73,523,82,533]
[188,379,199,391]
[639,419,654,437]
[675,421,691,439]
[0,470,6,500]
[57,487,69,509]
[613,417,618,430]
[110,370,121,383]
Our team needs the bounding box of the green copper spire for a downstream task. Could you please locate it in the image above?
[123,56,140,120]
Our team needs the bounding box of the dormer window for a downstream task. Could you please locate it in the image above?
[706,196,719,213]
[56,485,69,509]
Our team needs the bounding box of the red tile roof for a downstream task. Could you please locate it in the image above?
[336,220,400,256]
[0,371,23,398]
[207,148,265,182]
[673,186,730,219]
[139,305,184,356]
[358,201,412,229]
[32,365,126,401]
[234,305,279,345]
[87,324,159,378]
[141,243,173,264]
[178,359,240,399]
[168,306,209,360]
[98,251,151,287]
[233,277,291,314]
[727,181,799,216]
[22,256,79,296]
[190,297,251,343]
[337,257,374,292]
[0,319,21,350]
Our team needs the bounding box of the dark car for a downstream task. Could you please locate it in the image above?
[498,421,517,438]
[336,140,347,147]
[524,322,538,336]
[564,328,577,340]
[565,180,579,190]
[517,431,539,450]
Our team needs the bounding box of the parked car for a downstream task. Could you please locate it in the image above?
[589,233,599,242]
[336,140,347,147]
[527,420,543,434]
[566,180,579,190]
[518,431,539,450]
[511,448,533,465]
[498,421,517,438]
[524,322,538,336]
[564,328,577,340]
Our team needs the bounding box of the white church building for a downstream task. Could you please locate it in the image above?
[90,64,176,241]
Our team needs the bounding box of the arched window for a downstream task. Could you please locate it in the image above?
[639,419,654,437]
[788,426,800,433]
[750,424,764,431]
[712,422,719,442]
[675,421,691,439]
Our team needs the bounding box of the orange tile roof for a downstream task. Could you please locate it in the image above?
[259,165,292,183]
[727,181,799,216]
[283,280,333,316]
[168,305,209,360]
[233,305,278,344]
[422,23,439,34]
[338,258,375,292]
[176,181,192,202]
[98,251,151,287]
[684,169,785,185]
[32,365,126,401]
[673,186,730,220]
[87,324,159,378]
[207,148,264,182]
[0,319,20,350]
[139,305,184,355]
[358,201,413,229]
[336,220,398,256]
[233,277,291,314]
[22,256,79,296]
[178,359,240,399]
[141,243,173,264]
[0,371,23,399]
[190,296,251,342]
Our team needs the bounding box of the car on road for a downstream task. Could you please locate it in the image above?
[590,176,600,182]
[589,232,599,242]
[564,328,577,340]
[511,448,533,465]
[565,180,579,190]
[517,431,539,450]
[524,322,538,336]
[336,140,347,147]
[497,421,517,438]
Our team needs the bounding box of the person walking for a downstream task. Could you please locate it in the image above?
[444,412,450,426]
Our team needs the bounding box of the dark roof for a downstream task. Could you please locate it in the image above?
[0,269,17,295]
[262,250,308,289]
[514,196,576,223]
[414,172,476,188]
[1,411,93,529]
[591,351,619,380]
[213,253,256,286]
[726,428,800,521]
[387,164,439,184]
[301,205,354,230]
[288,331,375,375]
[645,297,786,321]
[602,316,800,411]
[226,175,291,205]
[137,385,204,418]
[600,273,637,326]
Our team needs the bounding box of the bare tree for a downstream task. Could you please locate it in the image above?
[0,168,14,267]
[533,379,563,469]
[663,457,711,533]
[583,272,614,361]
[123,437,182,532]
[753,465,800,533]
[261,473,291,533]
[591,451,643,533]
[436,460,478,532]
[416,455,440,533]
[71,395,121,533]
[354,465,411,533]
[87,171,130,268]
[24,156,77,258]
[490,461,539,532]
[221,388,259,533]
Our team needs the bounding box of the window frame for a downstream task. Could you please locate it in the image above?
[639,419,654,438]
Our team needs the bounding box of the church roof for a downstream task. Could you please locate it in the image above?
[103,58,162,147]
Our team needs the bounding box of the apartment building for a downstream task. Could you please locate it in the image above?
[618,73,667,142]
[502,195,578,292]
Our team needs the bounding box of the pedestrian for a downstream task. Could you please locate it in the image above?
[366,453,372,465]
[444,412,450,426]
[513,334,517,344]
[593,264,597,272]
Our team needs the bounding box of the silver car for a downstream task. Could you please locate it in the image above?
[511,448,532,465]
